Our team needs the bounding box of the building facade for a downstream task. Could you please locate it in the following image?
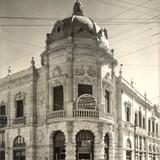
[0,1,160,160]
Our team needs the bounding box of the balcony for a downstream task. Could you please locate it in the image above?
[73,109,99,119]
[47,110,66,120]
[0,115,7,128]
[13,117,25,124]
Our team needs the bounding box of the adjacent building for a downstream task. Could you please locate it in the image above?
[0,1,160,160]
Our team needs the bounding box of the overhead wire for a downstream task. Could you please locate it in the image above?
[117,41,160,59]
[116,0,160,12]
[94,0,155,16]
[0,36,44,48]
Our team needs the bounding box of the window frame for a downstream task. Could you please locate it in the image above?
[52,85,64,111]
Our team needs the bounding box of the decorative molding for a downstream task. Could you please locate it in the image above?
[74,66,85,76]
[67,121,74,142]
[15,91,26,101]
[102,81,114,93]
[87,66,97,77]
[52,65,62,78]
[104,72,111,81]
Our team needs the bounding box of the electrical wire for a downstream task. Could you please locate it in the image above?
[117,41,160,59]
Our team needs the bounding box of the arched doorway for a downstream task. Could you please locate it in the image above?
[53,131,65,160]
[104,133,109,160]
[13,136,26,160]
[76,130,94,160]
[126,139,132,160]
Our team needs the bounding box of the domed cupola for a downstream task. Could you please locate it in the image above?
[46,1,109,48]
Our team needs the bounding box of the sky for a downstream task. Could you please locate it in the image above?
[0,0,159,104]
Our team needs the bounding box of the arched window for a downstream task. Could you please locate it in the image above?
[104,133,109,160]
[13,136,26,160]
[53,131,65,160]
[126,139,132,149]
[126,139,132,160]
[76,130,94,160]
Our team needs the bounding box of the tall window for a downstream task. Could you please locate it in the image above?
[16,100,24,117]
[0,106,5,115]
[148,119,151,132]
[78,84,92,97]
[143,117,145,129]
[156,123,158,135]
[139,111,142,127]
[135,113,138,126]
[152,121,155,133]
[53,86,64,111]
[126,107,130,122]
[105,90,110,113]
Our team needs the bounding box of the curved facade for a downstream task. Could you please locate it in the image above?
[0,1,160,160]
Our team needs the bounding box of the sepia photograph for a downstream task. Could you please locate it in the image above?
[0,0,160,159]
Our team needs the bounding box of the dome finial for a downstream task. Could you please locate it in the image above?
[73,0,84,16]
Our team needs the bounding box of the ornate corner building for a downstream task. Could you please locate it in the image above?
[0,1,160,160]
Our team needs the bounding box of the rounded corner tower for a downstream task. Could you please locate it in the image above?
[40,1,118,160]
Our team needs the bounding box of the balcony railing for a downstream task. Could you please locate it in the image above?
[0,115,7,127]
[73,109,99,118]
[47,110,66,119]
[13,117,25,124]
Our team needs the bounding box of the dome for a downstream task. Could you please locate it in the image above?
[46,1,109,45]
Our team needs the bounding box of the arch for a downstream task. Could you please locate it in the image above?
[76,130,94,160]
[126,139,132,149]
[52,131,66,160]
[13,136,26,160]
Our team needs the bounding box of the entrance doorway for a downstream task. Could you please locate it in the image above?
[13,136,26,160]
[76,130,94,160]
[53,131,65,160]
[126,139,132,160]
[104,133,109,160]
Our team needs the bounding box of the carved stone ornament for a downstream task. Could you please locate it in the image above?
[52,65,62,78]
[15,91,26,101]
[77,94,96,110]
[104,72,111,80]
[67,121,74,142]
[74,66,85,76]
[87,66,97,77]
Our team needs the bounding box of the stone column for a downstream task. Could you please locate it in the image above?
[94,143,105,160]
[65,142,76,160]
[66,53,73,118]
[43,55,49,116]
